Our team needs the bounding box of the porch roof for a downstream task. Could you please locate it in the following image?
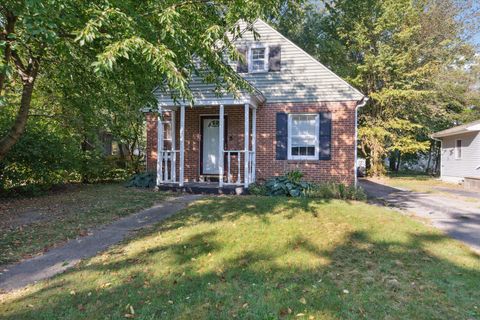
[152,75,266,109]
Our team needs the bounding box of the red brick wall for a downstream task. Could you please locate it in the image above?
[256,101,357,185]
[146,101,357,185]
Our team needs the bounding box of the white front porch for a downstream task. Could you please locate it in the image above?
[155,102,258,189]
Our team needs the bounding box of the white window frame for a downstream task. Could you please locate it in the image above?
[455,139,462,159]
[287,113,320,160]
[248,44,269,73]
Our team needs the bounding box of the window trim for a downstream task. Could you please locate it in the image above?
[248,44,269,73]
[287,113,320,160]
[455,139,462,160]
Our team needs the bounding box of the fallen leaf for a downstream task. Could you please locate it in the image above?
[279,307,292,316]
[299,297,307,305]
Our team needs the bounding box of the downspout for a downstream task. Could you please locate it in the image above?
[354,97,369,188]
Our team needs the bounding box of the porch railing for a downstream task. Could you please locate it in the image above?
[224,150,255,186]
[158,149,255,186]
[158,150,179,183]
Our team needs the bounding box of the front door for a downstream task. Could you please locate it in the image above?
[201,117,226,175]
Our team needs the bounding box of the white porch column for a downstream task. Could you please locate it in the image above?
[244,103,250,188]
[171,109,176,183]
[219,104,225,187]
[251,107,257,183]
[179,105,185,187]
[156,109,164,186]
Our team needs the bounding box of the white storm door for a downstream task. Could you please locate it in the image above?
[202,118,221,175]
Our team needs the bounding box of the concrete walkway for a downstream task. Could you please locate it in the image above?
[0,194,202,292]
[360,179,480,252]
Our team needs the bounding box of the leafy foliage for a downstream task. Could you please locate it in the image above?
[274,0,479,175]
[1,0,298,190]
[125,172,156,189]
[250,170,366,200]
[304,182,366,201]
[264,175,311,197]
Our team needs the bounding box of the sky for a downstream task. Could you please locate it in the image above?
[473,32,480,47]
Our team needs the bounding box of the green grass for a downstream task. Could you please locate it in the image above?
[1,196,478,319]
[0,184,166,265]
[372,173,461,193]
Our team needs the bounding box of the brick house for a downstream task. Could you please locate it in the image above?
[145,19,366,192]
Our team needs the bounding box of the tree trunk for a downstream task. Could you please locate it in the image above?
[425,142,433,174]
[395,152,401,172]
[0,60,39,160]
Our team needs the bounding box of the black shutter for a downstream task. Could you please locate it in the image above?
[319,112,332,160]
[268,46,281,71]
[276,113,288,160]
[237,47,248,73]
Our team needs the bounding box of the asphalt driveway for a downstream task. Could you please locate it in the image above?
[360,179,480,252]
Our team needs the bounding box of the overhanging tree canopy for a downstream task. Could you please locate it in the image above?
[0,0,299,161]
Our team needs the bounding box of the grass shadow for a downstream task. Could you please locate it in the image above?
[1,197,479,319]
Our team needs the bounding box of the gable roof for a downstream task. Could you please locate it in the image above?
[432,120,480,138]
[237,19,364,103]
[154,19,364,107]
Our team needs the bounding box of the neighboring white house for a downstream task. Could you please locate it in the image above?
[432,120,480,183]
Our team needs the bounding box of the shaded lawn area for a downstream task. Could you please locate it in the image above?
[0,184,166,266]
[371,173,462,194]
[1,197,479,319]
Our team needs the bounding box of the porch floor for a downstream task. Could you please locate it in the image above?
[156,182,247,195]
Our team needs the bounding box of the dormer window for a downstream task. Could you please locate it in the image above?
[250,47,268,73]
[237,45,281,74]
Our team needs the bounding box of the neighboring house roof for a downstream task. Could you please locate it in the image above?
[432,119,480,138]
[155,19,364,107]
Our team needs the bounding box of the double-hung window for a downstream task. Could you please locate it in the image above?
[249,47,268,73]
[288,114,319,160]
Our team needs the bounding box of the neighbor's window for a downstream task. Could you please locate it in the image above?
[288,114,319,160]
[250,47,267,72]
[455,139,462,159]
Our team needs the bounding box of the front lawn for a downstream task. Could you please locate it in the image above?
[0,184,166,266]
[1,196,478,319]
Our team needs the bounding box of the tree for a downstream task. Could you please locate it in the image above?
[277,0,478,175]
[0,0,295,161]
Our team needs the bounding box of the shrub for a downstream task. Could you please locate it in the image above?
[264,170,310,197]
[249,170,366,200]
[125,172,156,188]
[305,182,366,201]
[248,182,269,196]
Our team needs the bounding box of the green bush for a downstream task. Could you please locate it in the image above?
[0,117,81,193]
[249,170,366,200]
[125,172,156,188]
[265,176,310,197]
[304,182,366,201]
[248,182,269,196]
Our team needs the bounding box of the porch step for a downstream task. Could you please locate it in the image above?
[157,183,247,195]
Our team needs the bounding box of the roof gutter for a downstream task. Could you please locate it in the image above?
[354,97,369,188]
